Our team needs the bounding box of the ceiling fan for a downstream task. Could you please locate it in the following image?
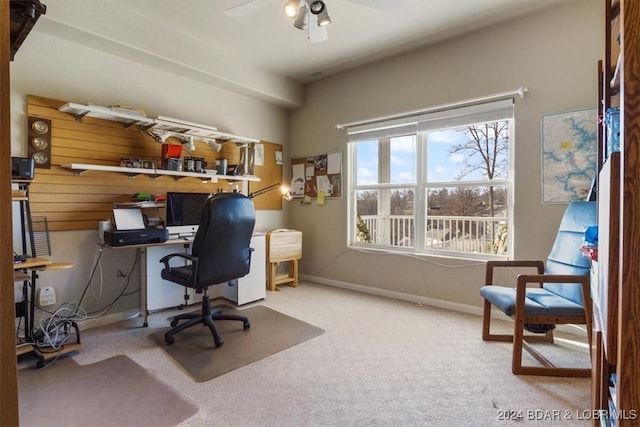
[226,0,400,43]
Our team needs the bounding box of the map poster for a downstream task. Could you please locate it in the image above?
[541,108,597,203]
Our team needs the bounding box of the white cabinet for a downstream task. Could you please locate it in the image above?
[220,233,266,305]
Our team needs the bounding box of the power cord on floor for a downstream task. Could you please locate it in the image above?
[32,304,86,350]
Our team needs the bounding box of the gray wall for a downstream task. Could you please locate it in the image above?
[10,31,289,322]
[288,0,603,312]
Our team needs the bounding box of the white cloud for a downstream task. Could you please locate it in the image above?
[450,152,465,164]
[357,167,376,184]
[428,165,453,182]
[390,135,415,153]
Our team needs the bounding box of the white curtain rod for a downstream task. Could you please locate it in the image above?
[335,86,528,130]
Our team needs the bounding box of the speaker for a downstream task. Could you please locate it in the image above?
[27,117,52,169]
[12,157,35,180]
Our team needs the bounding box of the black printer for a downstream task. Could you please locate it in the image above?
[103,228,168,247]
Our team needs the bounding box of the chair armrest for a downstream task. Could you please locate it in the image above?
[485,260,544,286]
[159,252,199,270]
[516,274,590,286]
[515,274,591,311]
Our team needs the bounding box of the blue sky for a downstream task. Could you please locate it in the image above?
[355,129,487,185]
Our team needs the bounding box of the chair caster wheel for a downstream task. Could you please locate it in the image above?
[36,360,44,368]
[243,321,251,330]
[214,338,224,347]
[165,335,175,345]
[170,319,179,327]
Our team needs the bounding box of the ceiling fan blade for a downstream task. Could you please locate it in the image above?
[308,15,328,43]
[225,0,272,18]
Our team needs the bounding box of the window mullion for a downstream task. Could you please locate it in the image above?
[379,138,391,246]
[415,132,426,251]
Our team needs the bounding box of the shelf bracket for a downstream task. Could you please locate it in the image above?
[73,110,90,122]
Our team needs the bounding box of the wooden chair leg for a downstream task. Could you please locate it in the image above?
[482,299,493,341]
[512,315,525,374]
[514,322,591,377]
[482,299,513,342]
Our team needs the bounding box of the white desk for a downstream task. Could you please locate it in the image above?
[110,233,266,327]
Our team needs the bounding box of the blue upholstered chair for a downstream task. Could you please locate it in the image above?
[479,201,596,377]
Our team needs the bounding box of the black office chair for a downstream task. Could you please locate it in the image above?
[159,192,256,347]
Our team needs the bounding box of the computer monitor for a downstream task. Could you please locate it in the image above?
[165,192,212,237]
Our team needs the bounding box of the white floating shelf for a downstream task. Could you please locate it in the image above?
[60,163,260,183]
[59,103,154,128]
[58,102,260,144]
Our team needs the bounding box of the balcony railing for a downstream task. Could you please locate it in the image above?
[358,214,507,255]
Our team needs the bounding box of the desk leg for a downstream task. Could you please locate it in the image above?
[19,277,30,341]
[28,271,37,340]
[139,248,148,327]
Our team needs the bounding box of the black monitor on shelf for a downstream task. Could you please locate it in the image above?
[165,192,212,237]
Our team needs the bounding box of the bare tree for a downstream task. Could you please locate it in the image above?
[450,121,509,216]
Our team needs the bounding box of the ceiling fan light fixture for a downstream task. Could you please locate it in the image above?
[284,0,300,18]
[316,9,331,26]
[309,0,325,15]
[293,3,308,30]
[309,1,330,26]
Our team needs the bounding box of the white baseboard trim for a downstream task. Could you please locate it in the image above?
[300,274,483,316]
[300,274,587,337]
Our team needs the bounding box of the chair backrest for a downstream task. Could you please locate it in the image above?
[191,192,256,289]
[544,201,597,305]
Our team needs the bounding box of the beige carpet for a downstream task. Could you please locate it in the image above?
[19,284,591,426]
[18,354,198,427]
[150,304,325,382]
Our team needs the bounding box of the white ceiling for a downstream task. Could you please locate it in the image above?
[35,0,568,107]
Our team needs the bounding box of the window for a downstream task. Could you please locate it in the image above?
[347,99,513,259]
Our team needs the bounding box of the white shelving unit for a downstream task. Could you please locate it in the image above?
[58,102,260,145]
[57,102,261,183]
[60,163,260,183]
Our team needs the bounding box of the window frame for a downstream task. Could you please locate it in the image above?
[347,100,514,260]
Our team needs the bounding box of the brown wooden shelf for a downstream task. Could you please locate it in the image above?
[593,1,640,425]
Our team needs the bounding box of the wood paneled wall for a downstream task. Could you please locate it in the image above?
[25,96,282,231]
